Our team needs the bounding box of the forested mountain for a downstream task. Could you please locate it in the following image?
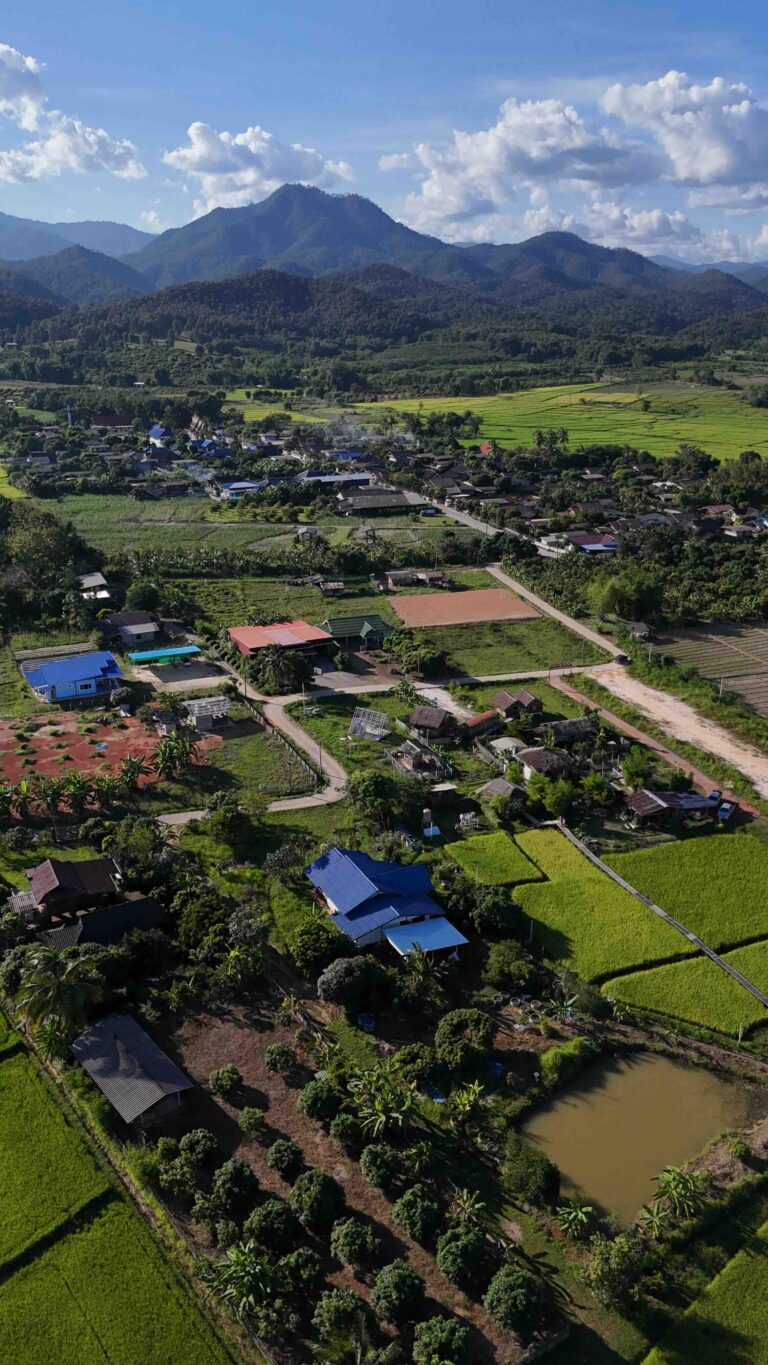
[0,210,153,261]
[0,245,150,306]
[0,290,61,328]
[652,254,768,288]
[0,267,63,305]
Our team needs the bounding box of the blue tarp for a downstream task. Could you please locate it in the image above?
[384,918,468,957]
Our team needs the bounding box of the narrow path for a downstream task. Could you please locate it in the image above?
[560,823,768,1011]
[551,673,762,817]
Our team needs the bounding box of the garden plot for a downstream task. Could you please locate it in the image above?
[657,624,768,717]
[389,587,540,628]
[446,832,544,886]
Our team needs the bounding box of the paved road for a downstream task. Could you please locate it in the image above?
[560,823,768,1011]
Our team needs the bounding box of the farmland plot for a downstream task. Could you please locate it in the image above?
[446,831,544,885]
[656,624,768,717]
[603,942,768,1035]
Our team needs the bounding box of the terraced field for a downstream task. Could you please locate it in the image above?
[604,942,768,1036]
[655,624,768,717]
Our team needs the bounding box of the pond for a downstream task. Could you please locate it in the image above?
[521,1052,766,1224]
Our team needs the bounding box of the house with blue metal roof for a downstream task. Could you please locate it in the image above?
[23,651,123,704]
[148,423,173,447]
[304,846,462,952]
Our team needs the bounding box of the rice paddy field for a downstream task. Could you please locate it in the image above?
[0,1042,233,1364]
[513,829,688,980]
[654,624,768,718]
[644,1219,768,1364]
[352,381,768,462]
[0,463,25,498]
[604,942,768,1036]
[445,831,544,885]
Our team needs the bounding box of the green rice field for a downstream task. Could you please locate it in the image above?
[0,463,25,498]
[446,831,544,885]
[606,835,768,954]
[354,381,768,462]
[604,942,768,1036]
[644,1219,768,1364]
[514,829,688,980]
[0,1037,233,1364]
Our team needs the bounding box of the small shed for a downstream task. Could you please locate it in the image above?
[184,694,231,733]
[71,1013,193,1128]
[409,705,452,741]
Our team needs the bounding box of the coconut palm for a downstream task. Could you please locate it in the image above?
[35,1013,74,1062]
[18,948,103,1030]
[556,1194,595,1241]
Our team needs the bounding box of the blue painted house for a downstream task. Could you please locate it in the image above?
[304,847,465,954]
[24,652,123,704]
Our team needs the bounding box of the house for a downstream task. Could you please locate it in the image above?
[488,735,527,766]
[567,533,621,554]
[25,857,117,918]
[409,705,453,742]
[148,423,173,448]
[213,479,267,501]
[102,611,160,648]
[23,651,123,704]
[625,788,721,827]
[71,1013,193,1128]
[90,413,131,430]
[493,687,543,718]
[464,709,503,741]
[516,746,574,781]
[78,571,110,602]
[319,615,391,650]
[476,776,525,805]
[386,569,449,590]
[304,846,462,953]
[537,717,595,747]
[227,621,332,658]
[338,492,421,516]
[38,897,166,950]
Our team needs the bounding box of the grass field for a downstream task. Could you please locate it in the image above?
[0,463,25,498]
[0,648,45,719]
[606,835,768,954]
[353,381,768,462]
[136,722,316,812]
[446,831,544,885]
[514,829,688,980]
[0,1044,233,1364]
[644,1219,768,1364]
[420,616,603,676]
[604,941,768,1035]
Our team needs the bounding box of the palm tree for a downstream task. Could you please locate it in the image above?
[154,737,181,781]
[556,1194,595,1240]
[449,1080,485,1130]
[120,754,149,791]
[18,948,103,1030]
[404,945,446,1008]
[349,1067,417,1139]
[93,770,122,811]
[654,1166,708,1220]
[32,774,66,842]
[35,1013,73,1062]
[406,1139,432,1177]
[12,778,34,821]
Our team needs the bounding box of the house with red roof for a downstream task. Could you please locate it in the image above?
[227,620,332,658]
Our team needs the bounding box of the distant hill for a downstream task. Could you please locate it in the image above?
[0,289,60,328]
[0,210,154,262]
[651,254,768,289]
[0,245,151,306]
[0,266,64,306]
[0,212,70,262]
[49,219,154,257]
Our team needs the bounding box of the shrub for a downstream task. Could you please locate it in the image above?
[504,1133,560,1207]
[278,1247,323,1294]
[178,1128,218,1165]
[436,1225,486,1291]
[330,1217,381,1268]
[290,1169,344,1227]
[238,1105,267,1137]
[156,1135,179,1165]
[412,1317,471,1365]
[157,1153,198,1199]
[298,1077,342,1123]
[392,1183,443,1245]
[265,1042,297,1074]
[267,1137,303,1181]
[244,1199,298,1254]
[209,1063,243,1099]
[729,1136,749,1161]
[391,1043,435,1086]
[483,1262,542,1333]
[215,1218,239,1248]
[539,1036,598,1090]
[330,1111,362,1151]
[312,1288,367,1339]
[211,1157,259,1220]
[581,1232,643,1307]
[191,1192,217,1235]
[434,1009,496,1069]
[317,954,388,1013]
[483,940,534,991]
[371,1259,425,1324]
[360,1143,400,1190]
[290,916,351,978]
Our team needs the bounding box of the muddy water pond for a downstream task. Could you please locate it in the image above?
[522,1052,766,1224]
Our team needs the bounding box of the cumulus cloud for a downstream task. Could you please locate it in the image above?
[164,121,353,213]
[379,151,413,171]
[0,41,144,182]
[140,207,169,232]
[398,95,659,237]
[580,198,703,250]
[0,43,44,130]
[602,70,768,192]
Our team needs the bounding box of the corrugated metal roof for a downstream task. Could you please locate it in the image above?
[304,847,432,915]
[385,918,468,956]
[23,652,122,690]
[71,1013,192,1124]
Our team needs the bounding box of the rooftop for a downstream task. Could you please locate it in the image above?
[71,1013,193,1124]
[23,652,122,691]
[228,621,331,653]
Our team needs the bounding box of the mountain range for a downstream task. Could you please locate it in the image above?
[2,184,768,333]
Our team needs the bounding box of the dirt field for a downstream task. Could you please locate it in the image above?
[0,712,218,786]
[389,588,540,628]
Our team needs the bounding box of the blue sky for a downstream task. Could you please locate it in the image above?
[3,1,768,258]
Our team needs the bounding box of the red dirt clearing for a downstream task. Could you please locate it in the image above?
[388,587,541,628]
[0,713,219,786]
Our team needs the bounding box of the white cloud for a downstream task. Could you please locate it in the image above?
[140,208,169,232]
[398,95,659,237]
[602,70,768,191]
[0,41,145,182]
[0,43,44,131]
[164,121,353,213]
[379,151,413,171]
[580,198,703,250]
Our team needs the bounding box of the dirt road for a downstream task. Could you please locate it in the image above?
[588,664,768,799]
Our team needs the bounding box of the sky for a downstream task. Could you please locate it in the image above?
[3,1,768,260]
